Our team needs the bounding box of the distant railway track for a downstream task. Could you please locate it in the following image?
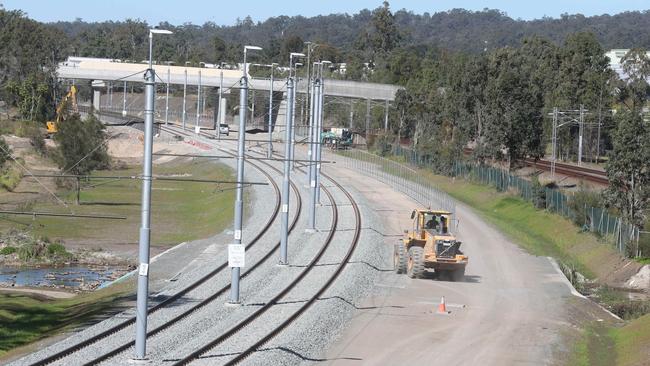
[461,147,609,185]
[26,127,297,366]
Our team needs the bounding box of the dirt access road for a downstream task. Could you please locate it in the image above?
[323,165,614,366]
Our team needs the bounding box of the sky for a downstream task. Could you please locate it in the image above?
[2,0,649,25]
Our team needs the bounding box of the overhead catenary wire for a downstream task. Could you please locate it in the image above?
[25,174,269,185]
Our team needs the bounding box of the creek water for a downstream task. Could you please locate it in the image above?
[0,265,121,288]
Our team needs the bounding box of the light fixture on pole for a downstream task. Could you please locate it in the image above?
[134,27,172,362]
[230,45,262,304]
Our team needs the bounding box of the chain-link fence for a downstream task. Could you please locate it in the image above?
[450,160,641,257]
[337,146,642,258]
[328,149,455,214]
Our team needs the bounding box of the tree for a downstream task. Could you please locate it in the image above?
[481,47,545,167]
[53,114,110,176]
[357,1,402,57]
[605,110,650,228]
[605,48,650,229]
[212,35,227,62]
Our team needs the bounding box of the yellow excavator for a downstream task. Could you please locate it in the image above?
[46,85,78,136]
[395,209,468,280]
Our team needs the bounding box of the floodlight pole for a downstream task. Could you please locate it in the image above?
[134,28,172,361]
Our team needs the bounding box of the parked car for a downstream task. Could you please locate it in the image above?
[219,123,230,136]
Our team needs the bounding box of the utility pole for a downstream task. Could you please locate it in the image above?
[306,63,318,186]
[349,99,354,129]
[384,100,389,131]
[578,104,584,166]
[196,69,202,130]
[314,61,330,205]
[365,98,371,145]
[182,65,187,130]
[122,80,127,117]
[217,70,223,139]
[290,75,298,170]
[134,28,172,361]
[230,45,262,304]
[165,66,170,125]
[308,75,321,230]
[551,107,558,178]
[280,75,294,264]
[268,63,276,158]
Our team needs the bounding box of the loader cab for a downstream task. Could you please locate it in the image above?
[411,209,452,238]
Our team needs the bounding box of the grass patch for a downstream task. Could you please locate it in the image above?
[418,172,611,278]
[571,315,650,366]
[0,163,23,191]
[0,280,134,358]
[0,159,236,247]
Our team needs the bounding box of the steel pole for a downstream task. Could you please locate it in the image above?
[182,68,187,130]
[384,99,389,131]
[165,67,170,125]
[230,74,248,304]
[217,70,223,139]
[306,64,317,185]
[268,66,274,158]
[308,78,320,230]
[315,73,325,204]
[122,81,127,117]
[578,104,584,166]
[134,34,156,361]
[196,70,202,130]
[289,77,297,171]
[280,77,294,264]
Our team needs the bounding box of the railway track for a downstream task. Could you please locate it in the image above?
[524,158,609,185]
[163,139,361,365]
[462,147,609,185]
[25,130,297,366]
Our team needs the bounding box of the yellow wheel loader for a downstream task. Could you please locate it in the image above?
[394,209,468,280]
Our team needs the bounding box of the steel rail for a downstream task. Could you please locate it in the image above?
[223,170,361,365]
[79,127,305,365]
[28,139,284,366]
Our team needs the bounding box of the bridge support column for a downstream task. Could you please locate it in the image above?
[91,80,105,112]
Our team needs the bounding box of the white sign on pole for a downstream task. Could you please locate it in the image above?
[228,244,245,267]
[138,263,149,276]
[195,125,201,134]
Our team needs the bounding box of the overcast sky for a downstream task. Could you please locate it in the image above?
[2,0,649,25]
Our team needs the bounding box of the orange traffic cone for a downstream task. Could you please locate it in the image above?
[437,296,449,314]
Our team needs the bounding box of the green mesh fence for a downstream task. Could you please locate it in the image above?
[387,146,642,258]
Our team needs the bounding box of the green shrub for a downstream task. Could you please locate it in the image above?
[45,242,72,260]
[0,246,16,255]
[0,164,23,191]
[0,136,11,167]
[531,175,546,209]
[568,185,603,228]
[17,242,43,261]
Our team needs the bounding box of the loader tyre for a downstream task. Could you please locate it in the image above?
[394,242,407,274]
[407,246,425,279]
[451,266,466,282]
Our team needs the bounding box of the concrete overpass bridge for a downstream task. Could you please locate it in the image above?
[57,58,401,101]
[57,58,402,135]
